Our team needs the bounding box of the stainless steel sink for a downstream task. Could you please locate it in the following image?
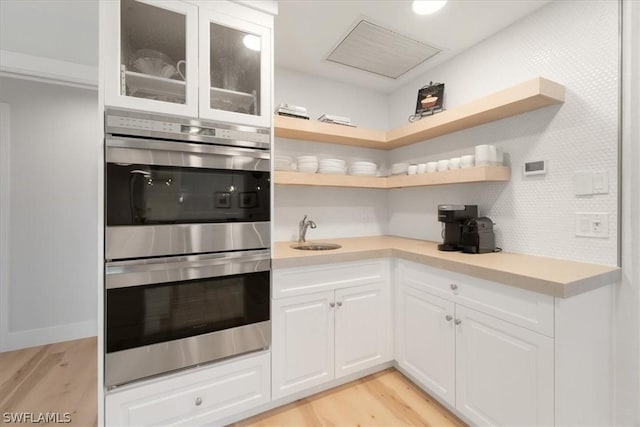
[290,243,342,251]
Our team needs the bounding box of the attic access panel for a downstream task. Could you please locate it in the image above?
[326,19,441,79]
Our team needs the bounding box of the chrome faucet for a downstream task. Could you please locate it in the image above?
[298,214,317,243]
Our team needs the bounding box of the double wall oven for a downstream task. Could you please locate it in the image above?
[104,109,271,388]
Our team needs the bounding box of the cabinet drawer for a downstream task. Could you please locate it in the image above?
[273,258,390,299]
[105,351,270,426]
[396,260,554,337]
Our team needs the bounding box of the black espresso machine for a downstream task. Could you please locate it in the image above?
[437,205,496,253]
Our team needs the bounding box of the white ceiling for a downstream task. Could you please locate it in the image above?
[274,0,551,93]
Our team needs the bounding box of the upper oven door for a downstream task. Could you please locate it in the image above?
[106,137,270,260]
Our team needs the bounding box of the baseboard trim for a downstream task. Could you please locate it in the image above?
[2,319,97,352]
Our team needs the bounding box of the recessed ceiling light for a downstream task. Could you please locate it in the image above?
[243,34,261,51]
[412,0,447,15]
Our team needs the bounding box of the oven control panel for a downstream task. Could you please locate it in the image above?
[106,110,270,146]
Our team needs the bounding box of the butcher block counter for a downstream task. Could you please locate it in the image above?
[273,235,620,298]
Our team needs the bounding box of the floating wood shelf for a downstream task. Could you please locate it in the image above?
[274,115,387,149]
[274,78,565,149]
[274,171,387,189]
[274,167,511,189]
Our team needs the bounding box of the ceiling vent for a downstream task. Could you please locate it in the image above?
[326,19,441,79]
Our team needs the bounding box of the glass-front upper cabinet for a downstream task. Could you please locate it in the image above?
[103,0,199,117]
[198,7,272,127]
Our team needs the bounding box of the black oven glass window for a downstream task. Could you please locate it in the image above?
[106,271,270,353]
[107,164,270,225]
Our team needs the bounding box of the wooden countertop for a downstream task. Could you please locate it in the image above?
[273,236,621,298]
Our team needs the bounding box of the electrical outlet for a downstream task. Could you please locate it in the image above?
[592,171,609,194]
[575,213,609,238]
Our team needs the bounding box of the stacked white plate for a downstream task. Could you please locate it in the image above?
[349,161,377,176]
[274,155,295,171]
[391,163,409,175]
[297,155,318,173]
[319,158,347,175]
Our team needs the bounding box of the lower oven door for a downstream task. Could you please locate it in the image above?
[105,249,270,388]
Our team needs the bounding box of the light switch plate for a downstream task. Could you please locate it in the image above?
[575,212,609,238]
[592,171,609,194]
[573,172,593,196]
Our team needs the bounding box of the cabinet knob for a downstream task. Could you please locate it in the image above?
[450,284,458,291]
[445,315,453,322]
[454,319,462,325]
[195,397,203,406]
[329,302,335,308]
[337,301,343,307]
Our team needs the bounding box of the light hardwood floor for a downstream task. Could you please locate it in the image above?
[0,338,464,427]
[0,337,97,427]
[232,369,465,427]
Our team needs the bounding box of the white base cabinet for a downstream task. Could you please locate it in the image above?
[395,258,613,427]
[105,351,270,427]
[272,259,392,400]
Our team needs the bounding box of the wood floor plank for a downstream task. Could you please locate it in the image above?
[232,369,466,427]
[0,337,97,427]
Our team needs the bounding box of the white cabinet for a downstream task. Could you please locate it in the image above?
[395,286,455,406]
[272,259,392,400]
[455,305,554,426]
[395,259,554,426]
[105,351,270,427]
[102,0,273,126]
[271,291,335,398]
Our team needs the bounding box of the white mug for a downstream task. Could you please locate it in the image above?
[426,162,438,173]
[475,144,491,167]
[177,60,186,81]
[417,163,427,174]
[437,159,450,171]
[449,157,461,169]
[408,165,418,175]
[460,155,475,168]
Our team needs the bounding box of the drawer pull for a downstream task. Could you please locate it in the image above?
[195,397,203,406]
[445,315,453,322]
[454,319,462,325]
[337,301,343,307]
[450,284,458,291]
[329,302,335,308]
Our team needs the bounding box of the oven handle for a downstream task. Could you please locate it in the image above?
[106,137,270,171]
[105,249,271,289]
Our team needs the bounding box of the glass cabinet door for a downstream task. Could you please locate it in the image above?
[104,0,198,117]
[199,10,272,128]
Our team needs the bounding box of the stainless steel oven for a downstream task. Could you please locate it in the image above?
[105,250,270,387]
[104,109,271,387]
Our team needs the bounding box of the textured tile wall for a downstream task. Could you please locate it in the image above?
[387,0,619,265]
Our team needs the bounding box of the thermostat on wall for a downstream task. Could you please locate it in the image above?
[523,160,547,176]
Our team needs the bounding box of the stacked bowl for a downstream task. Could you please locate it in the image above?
[391,163,409,175]
[349,161,377,176]
[319,158,347,175]
[274,155,295,171]
[297,155,318,173]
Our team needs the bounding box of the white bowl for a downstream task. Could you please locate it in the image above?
[437,160,450,171]
[460,155,475,168]
[426,162,438,173]
[297,155,318,162]
[351,161,377,168]
[298,165,318,173]
[319,159,347,168]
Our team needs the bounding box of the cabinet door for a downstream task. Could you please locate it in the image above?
[272,291,334,400]
[198,8,272,127]
[103,0,199,117]
[455,305,554,426]
[334,283,392,378]
[395,285,456,406]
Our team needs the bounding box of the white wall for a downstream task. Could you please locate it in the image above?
[0,77,98,351]
[0,0,98,67]
[274,67,389,240]
[617,1,640,425]
[386,0,618,266]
